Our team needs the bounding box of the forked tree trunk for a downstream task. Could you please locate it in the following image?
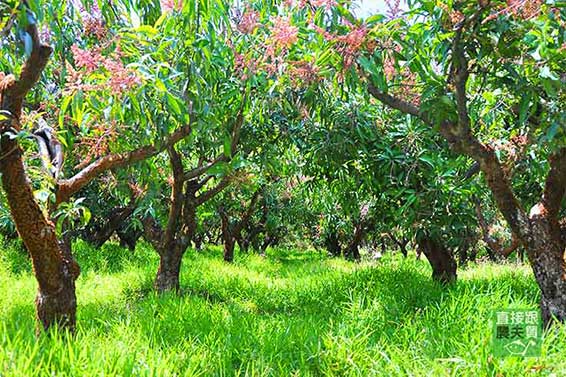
[390,234,409,258]
[417,236,457,284]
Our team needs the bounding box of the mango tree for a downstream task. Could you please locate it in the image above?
[287,0,565,322]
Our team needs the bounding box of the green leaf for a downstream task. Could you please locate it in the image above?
[223,134,232,158]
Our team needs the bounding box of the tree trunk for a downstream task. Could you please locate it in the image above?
[417,236,457,284]
[345,222,364,261]
[526,218,566,326]
[1,144,78,331]
[0,18,78,332]
[390,234,408,257]
[224,238,235,262]
[154,244,184,293]
[325,231,342,257]
[116,225,141,251]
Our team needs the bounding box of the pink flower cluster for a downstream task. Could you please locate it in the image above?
[160,0,183,13]
[314,23,369,70]
[438,3,465,27]
[82,3,107,39]
[484,0,543,23]
[288,60,320,86]
[284,0,336,9]
[69,45,140,95]
[237,7,261,34]
[234,52,258,80]
[269,16,298,49]
[71,0,108,39]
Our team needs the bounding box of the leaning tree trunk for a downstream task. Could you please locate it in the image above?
[85,204,136,248]
[0,19,79,332]
[417,236,457,284]
[0,143,79,331]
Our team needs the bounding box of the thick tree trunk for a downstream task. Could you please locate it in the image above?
[417,236,457,284]
[223,238,235,262]
[0,144,78,331]
[0,26,78,331]
[116,225,141,251]
[526,217,566,325]
[154,244,184,293]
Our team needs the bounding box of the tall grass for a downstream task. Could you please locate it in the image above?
[0,239,565,376]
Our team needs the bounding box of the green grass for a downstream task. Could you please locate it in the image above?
[1,240,565,376]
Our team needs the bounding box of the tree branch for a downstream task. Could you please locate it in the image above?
[2,18,52,126]
[183,154,226,181]
[195,175,232,206]
[56,123,192,205]
[366,81,423,120]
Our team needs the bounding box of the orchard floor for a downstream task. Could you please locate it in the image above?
[1,241,566,376]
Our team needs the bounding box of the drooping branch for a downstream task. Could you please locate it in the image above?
[363,8,530,240]
[55,123,192,205]
[365,81,422,120]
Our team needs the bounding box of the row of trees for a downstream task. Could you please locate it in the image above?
[0,0,564,331]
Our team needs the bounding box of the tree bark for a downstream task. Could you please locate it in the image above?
[223,238,235,262]
[154,244,184,292]
[527,212,566,325]
[389,234,409,257]
[417,236,457,284]
[0,17,78,332]
[220,208,235,262]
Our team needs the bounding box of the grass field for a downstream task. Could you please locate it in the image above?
[1,240,565,376]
